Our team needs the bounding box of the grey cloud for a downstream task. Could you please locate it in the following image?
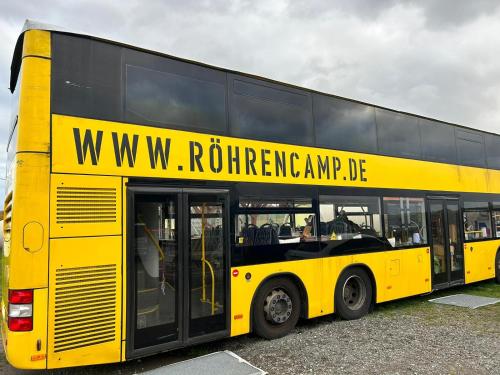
[414,0,500,29]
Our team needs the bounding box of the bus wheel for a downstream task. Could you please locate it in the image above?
[334,267,373,320]
[253,277,300,339]
[495,251,500,284]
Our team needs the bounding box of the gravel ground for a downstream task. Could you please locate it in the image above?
[1,281,499,375]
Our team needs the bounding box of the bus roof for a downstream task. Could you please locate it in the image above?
[10,19,499,138]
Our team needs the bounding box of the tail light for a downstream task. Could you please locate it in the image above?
[8,289,34,331]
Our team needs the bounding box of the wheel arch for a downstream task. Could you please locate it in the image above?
[335,263,377,311]
[249,272,309,332]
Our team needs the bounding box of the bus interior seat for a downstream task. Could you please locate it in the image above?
[279,223,292,237]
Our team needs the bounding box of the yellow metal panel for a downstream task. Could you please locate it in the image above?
[379,247,432,302]
[1,288,48,370]
[22,30,51,58]
[47,236,122,369]
[17,56,50,153]
[486,170,500,195]
[230,247,432,337]
[49,174,122,238]
[464,240,500,283]
[51,115,500,194]
[8,153,50,288]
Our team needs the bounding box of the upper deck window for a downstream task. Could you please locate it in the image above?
[229,76,313,145]
[123,48,227,132]
[456,130,486,168]
[313,95,377,154]
[125,64,226,132]
[485,134,500,170]
[419,119,457,164]
[375,109,422,159]
[52,34,123,121]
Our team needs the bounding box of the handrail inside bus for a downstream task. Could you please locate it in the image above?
[137,216,165,261]
[201,258,216,315]
[201,203,216,315]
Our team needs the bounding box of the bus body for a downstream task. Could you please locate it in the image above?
[2,22,500,369]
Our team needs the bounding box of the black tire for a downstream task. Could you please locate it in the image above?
[334,267,373,320]
[252,277,301,339]
[495,251,500,284]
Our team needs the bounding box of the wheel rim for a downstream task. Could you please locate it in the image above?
[342,275,367,311]
[263,288,293,324]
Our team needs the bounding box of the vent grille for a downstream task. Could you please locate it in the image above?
[54,264,117,353]
[56,187,117,224]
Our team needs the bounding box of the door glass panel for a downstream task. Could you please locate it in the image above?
[447,203,463,274]
[189,198,226,336]
[430,203,447,283]
[134,195,178,348]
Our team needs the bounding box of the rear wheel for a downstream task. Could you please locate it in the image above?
[253,277,300,339]
[495,251,500,284]
[334,267,373,320]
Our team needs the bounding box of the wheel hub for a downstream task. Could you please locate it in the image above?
[263,289,293,324]
[342,275,367,311]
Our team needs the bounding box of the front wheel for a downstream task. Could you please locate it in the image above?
[334,267,373,320]
[252,277,301,339]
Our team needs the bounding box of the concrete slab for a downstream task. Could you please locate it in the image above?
[141,351,267,375]
[429,293,500,309]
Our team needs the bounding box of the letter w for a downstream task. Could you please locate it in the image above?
[73,128,103,165]
[147,136,171,169]
[112,132,139,167]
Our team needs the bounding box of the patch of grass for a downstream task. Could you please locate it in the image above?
[374,280,500,316]
[455,280,500,298]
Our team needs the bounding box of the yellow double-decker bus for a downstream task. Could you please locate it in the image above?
[2,21,500,369]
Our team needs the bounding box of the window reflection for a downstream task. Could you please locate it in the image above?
[126,65,226,131]
[463,202,492,240]
[430,203,447,277]
[230,78,313,145]
[319,196,382,241]
[485,135,500,169]
[456,130,486,168]
[375,109,421,159]
[314,94,377,153]
[383,197,427,247]
[419,119,457,164]
[135,197,177,331]
[189,202,225,325]
[236,212,317,246]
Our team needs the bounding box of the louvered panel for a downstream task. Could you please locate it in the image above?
[50,174,122,238]
[53,265,117,353]
[56,187,117,224]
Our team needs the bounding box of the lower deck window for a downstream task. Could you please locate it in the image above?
[463,203,492,240]
[319,196,382,240]
[236,212,317,246]
[383,197,427,247]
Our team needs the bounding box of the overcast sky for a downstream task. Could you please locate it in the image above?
[1,0,500,192]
